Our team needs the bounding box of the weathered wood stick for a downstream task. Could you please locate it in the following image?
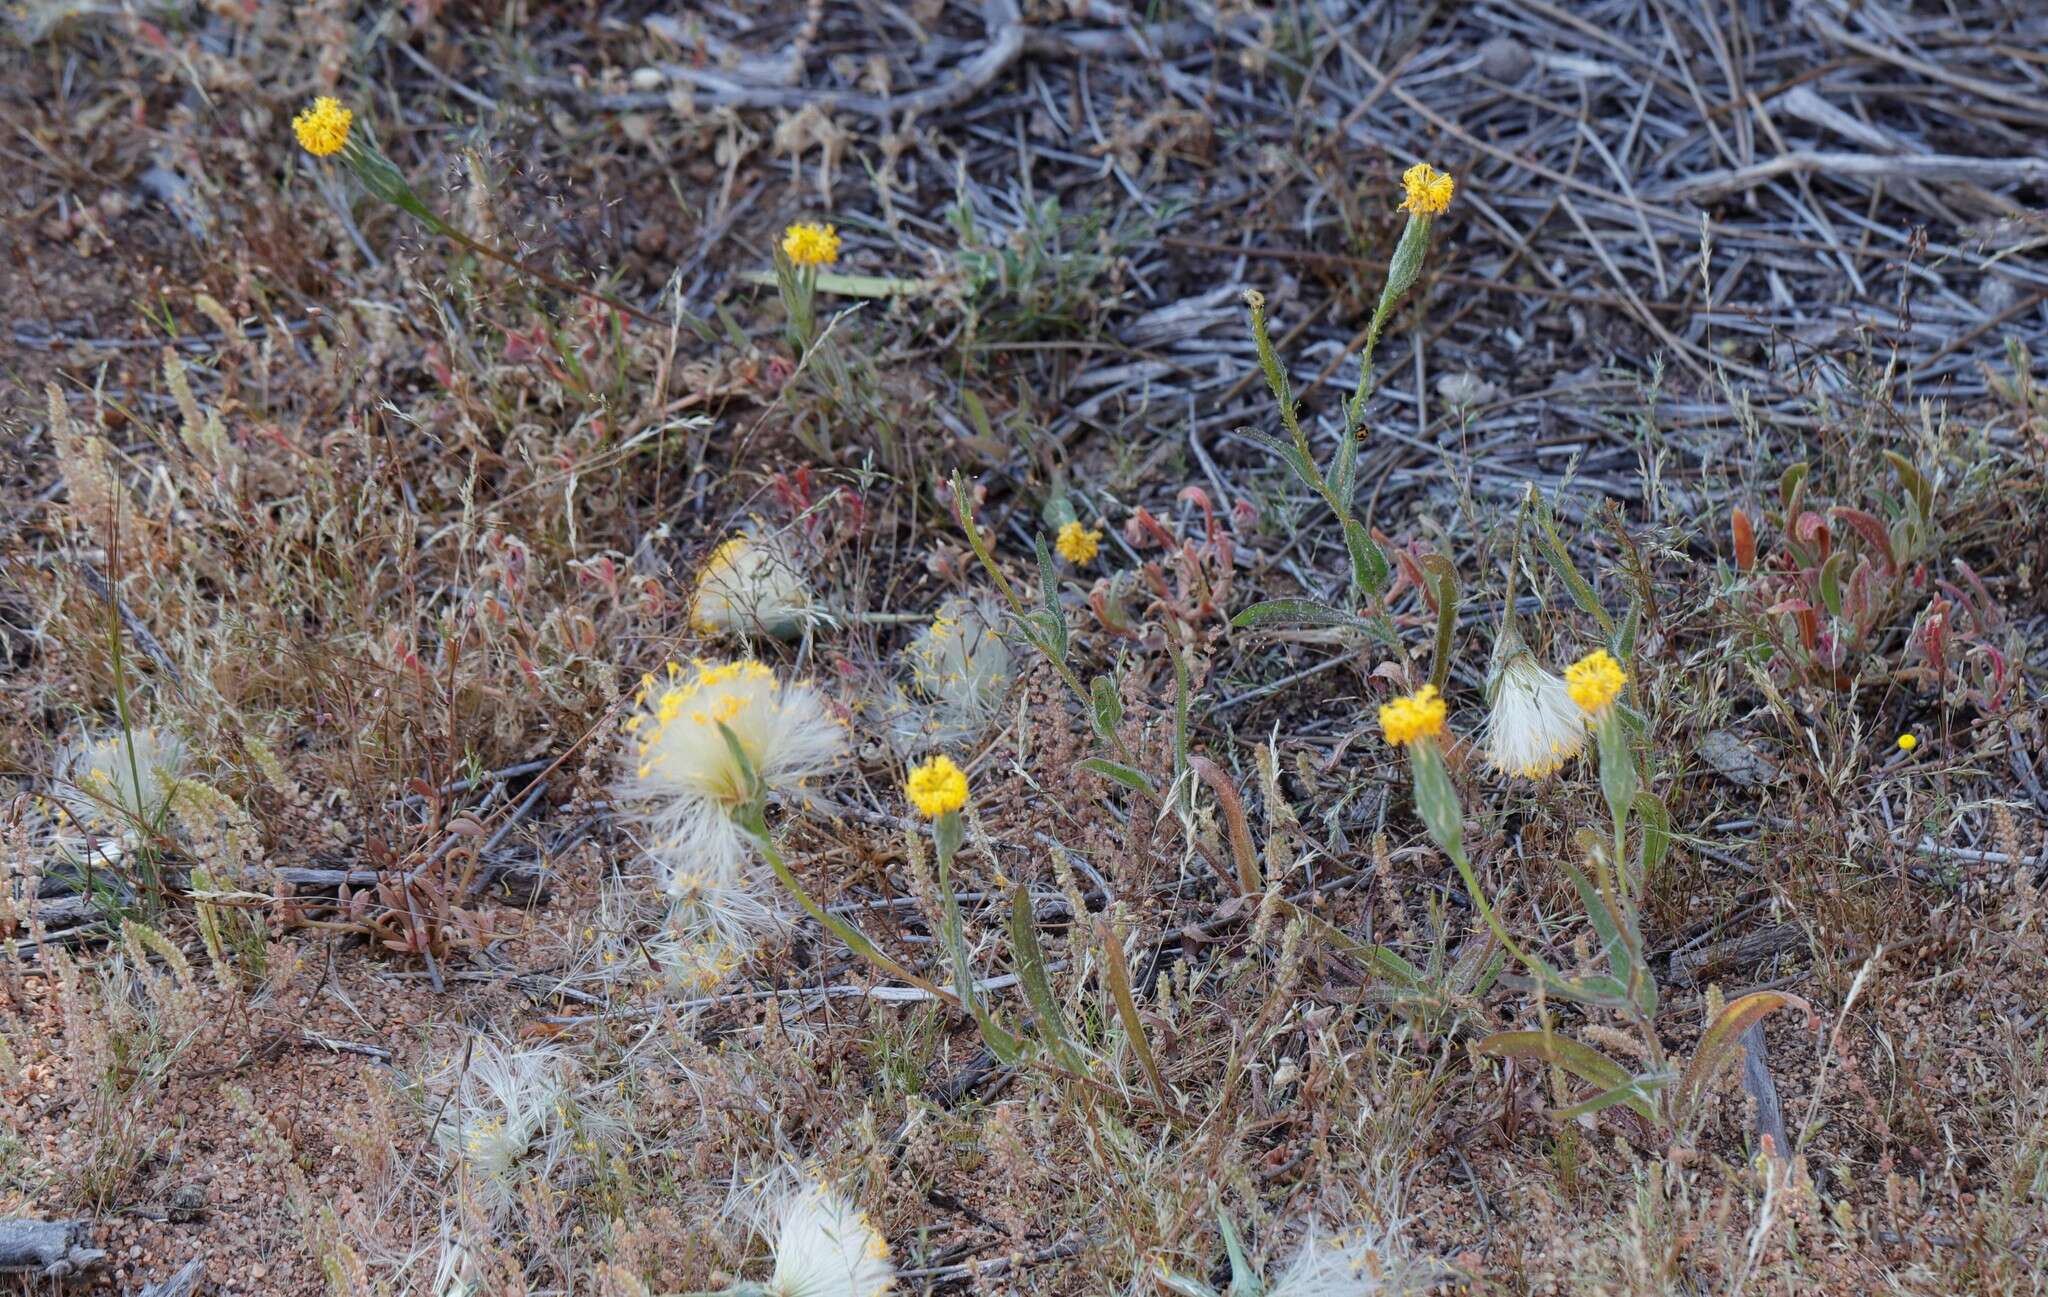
[0,1217,105,1277]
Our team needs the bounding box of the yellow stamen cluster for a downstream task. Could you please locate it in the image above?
[623,659,776,791]
[1564,650,1627,715]
[1378,684,1447,747]
[1398,162,1456,216]
[293,96,353,157]
[905,755,969,818]
[1054,520,1102,564]
[782,222,842,267]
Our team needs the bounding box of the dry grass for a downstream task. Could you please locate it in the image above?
[3,2,2046,1294]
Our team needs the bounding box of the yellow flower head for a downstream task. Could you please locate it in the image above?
[1896,733,1918,752]
[1054,520,1102,564]
[293,97,353,157]
[782,222,841,267]
[1378,684,1447,748]
[1564,650,1627,715]
[1398,162,1456,217]
[905,755,970,818]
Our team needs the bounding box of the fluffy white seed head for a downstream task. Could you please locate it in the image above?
[770,1182,895,1297]
[1483,650,1588,780]
[619,660,847,890]
[56,727,186,829]
[1264,1220,1438,1297]
[689,532,816,640]
[885,597,1013,750]
[433,1037,579,1214]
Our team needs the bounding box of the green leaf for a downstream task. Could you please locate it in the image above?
[1033,536,1068,662]
[1076,757,1158,799]
[1219,1211,1259,1297]
[1535,497,1617,638]
[1237,427,1324,499]
[1553,1072,1674,1123]
[1230,598,1367,631]
[736,267,933,297]
[1779,461,1810,520]
[1617,597,1641,663]
[1882,450,1933,525]
[1344,520,1390,601]
[1422,555,1459,692]
[1478,1030,1658,1121]
[1327,428,1358,519]
[1090,674,1123,743]
[1010,882,1085,1074]
[936,817,1024,1063]
[1171,647,1194,817]
[1559,856,1633,990]
[1634,791,1671,881]
[1817,550,1846,619]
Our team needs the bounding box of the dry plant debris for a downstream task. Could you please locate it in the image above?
[3,2,2046,1295]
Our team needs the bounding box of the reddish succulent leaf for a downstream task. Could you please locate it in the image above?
[1829,507,1896,575]
[1732,508,1756,572]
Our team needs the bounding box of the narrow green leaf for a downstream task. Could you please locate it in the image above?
[1076,757,1159,799]
[1090,674,1123,743]
[1535,497,1617,638]
[1344,520,1391,600]
[1230,598,1367,631]
[1010,882,1085,1074]
[1098,917,1170,1109]
[937,817,1024,1063]
[1478,1030,1657,1120]
[1779,461,1810,520]
[1882,450,1932,525]
[1422,555,1459,692]
[1817,550,1846,619]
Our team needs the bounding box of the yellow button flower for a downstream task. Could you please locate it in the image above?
[292,97,353,157]
[1564,650,1626,715]
[1054,520,1102,564]
[1896,733,1918,752]
[1398,163,1456,217]
[905,755,969,818]
[782,222,842,267]
[1378,684,1447,747]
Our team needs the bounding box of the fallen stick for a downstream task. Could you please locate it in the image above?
[1663,151,2048,202]
[0,1217,105,1278]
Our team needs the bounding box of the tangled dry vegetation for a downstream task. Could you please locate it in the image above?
[3,2,2046,1294]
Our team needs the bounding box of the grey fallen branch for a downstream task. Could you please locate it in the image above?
[1663,151,2048,203]
[0,1218,105,1278]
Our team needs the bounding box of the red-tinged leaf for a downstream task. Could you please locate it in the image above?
[1953,558,2000,630]
[1829,507,1896,575]
[1764,598,1813,616]
[1732,507,1756,572]
[1675,991,1811,1130]
[132,18,170,49]
[1793,510,1830,556]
